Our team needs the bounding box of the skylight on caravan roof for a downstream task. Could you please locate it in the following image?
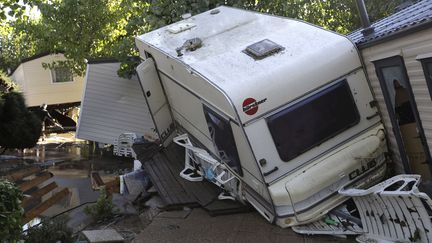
[244,39,284,60]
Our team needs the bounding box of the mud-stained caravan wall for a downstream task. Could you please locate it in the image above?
[349,0,432,179]
[76,60,158,145]
[10,53,85,107]
[136,6,387,227]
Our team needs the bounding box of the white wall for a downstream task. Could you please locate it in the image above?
[360,28,432,173]
[77,62,157,145]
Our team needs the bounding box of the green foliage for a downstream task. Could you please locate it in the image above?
[84,187,117,222]
[22,216,73,243]
[0,71,18,93]
[0,180,24,242]
[0,0,26,21]
[0,92,42,150]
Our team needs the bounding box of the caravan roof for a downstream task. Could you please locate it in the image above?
[136,6,362,124]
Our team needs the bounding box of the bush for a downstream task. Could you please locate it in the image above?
[22,216,73,243]
[0,180,23,242]
[84,187,117,222]
[0,92,42,150]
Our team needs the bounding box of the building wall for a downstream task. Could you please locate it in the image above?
[76,62,156,145]
[359,28,432,173]
[20,54,84,107]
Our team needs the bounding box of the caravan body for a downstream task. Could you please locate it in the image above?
[135,6,388,227]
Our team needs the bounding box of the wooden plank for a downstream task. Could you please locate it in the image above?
[145,159,170,202]
[152,153,184,203]
[18,172,52,192]
[143,161,172,205]
[157,153,191,204]
[144,152,195,207]
[150,154,187,204]
[23,188,69,224]
[5,167,41,182]
[22,182,58,208]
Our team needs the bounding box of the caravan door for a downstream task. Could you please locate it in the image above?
[136,58,174,145]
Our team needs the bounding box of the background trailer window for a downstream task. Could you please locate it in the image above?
[267,80,360,162]
[203,106,243,176]
[420,57,432,101]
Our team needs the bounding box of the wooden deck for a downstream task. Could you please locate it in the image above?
[4,166,70,224]
[143,143,250,215]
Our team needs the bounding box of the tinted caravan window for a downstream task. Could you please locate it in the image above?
[267,80,360,162]
[203,106,243,176]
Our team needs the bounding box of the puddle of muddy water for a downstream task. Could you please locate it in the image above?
[1,132,135,224]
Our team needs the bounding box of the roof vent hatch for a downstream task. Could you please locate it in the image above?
[244,39,284,60]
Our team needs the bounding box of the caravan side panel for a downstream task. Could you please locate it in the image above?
[360,28,432,174]
[77,62,156,144]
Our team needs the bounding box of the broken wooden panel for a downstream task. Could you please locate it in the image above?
[17,171,53,192]
[22,182,58,208]
[23,188,69,224]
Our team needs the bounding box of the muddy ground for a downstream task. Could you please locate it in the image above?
[1,132,354,242]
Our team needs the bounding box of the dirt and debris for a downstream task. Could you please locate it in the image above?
[1,132,356,242]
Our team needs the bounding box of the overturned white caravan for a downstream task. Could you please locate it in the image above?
[134,6,388,227]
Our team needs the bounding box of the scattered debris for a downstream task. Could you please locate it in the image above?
[339,174,432,242]
[292,204,363,236]
[90,171,120,194]
[120,169,151,196]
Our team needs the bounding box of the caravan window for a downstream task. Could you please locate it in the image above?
[267,80,360,162]
[51,67,73,83]
[203,106,243,176]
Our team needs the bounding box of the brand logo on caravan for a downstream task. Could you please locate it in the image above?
[349,159,377,180]
[242,98,267,116]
